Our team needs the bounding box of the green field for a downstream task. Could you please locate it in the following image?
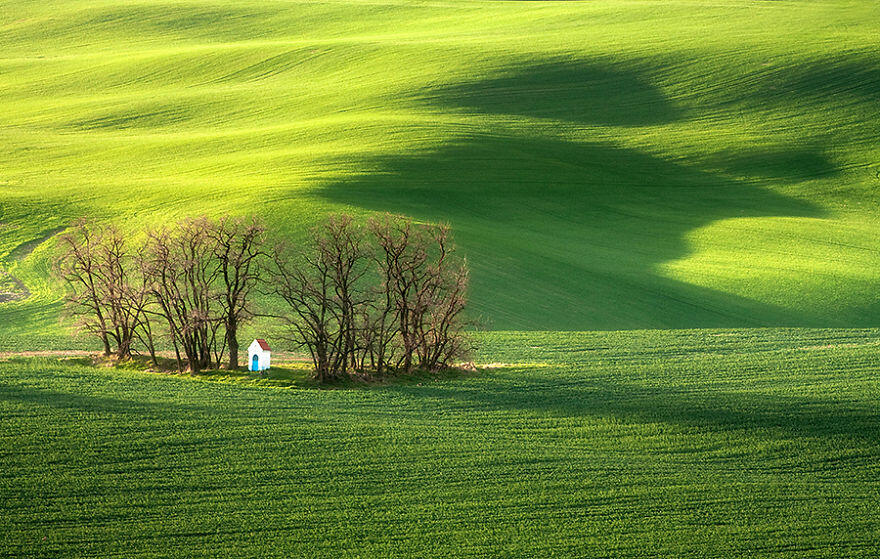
[1,0,879,335]
[2,1,880,556]
[2,329,879,557]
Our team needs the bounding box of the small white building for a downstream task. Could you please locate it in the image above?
[248,339,271,372]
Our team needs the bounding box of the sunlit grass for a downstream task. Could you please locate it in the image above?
[0,0,879,337]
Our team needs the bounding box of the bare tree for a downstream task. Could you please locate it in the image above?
[142,217,222,373]
[322,215,371,375]
[272,215,371,381]
[57,220,156,360]
[209,216,267,369]
[94,227,142,360]
[363,223,402,374]
[359,287,398,374]
[116,259,159,365]
[418,235,470,371]
[129,266,160,368]
[273,239,336,381]
[370,217,420,372]
[369,215,471,372]
[57,220,113,355]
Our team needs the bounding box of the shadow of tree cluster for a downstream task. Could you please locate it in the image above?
[320,59,845,329]
[389,372,880,445]
[0,381,215,417]
[429,61,684,127]
[753,57,880,105]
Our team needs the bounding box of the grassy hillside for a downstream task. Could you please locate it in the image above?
[1,0,879,336]
[2,329,879,557]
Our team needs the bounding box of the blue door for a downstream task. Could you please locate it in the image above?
[251,354,259,371]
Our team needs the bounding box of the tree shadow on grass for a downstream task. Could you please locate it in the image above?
[0,383,216,417]
[427,60,684,127]
[754,56,880,106]
[391,373,880,445]
[323,138,827,329]
[319,60,838,329]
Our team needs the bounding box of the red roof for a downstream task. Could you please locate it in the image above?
[255,339,271,351]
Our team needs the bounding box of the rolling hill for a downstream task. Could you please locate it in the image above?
[1,0,879,337]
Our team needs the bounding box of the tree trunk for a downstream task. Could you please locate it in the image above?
[172,337,182,372]
[100,332,111,357]
[226,315,239,369]
[143,321,158,367]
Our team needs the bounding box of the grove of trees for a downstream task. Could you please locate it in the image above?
[56,214,471,381]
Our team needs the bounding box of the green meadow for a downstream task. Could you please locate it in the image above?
[2,330,880,557]
[1,0,879,334]
[2,1,880,556]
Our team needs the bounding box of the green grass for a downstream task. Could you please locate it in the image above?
[1,0,879,338]
[2,329,879,557]
[2,4,879,554]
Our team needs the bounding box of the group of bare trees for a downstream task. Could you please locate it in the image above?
[57,216,265,373]
[57,214,471,380]
[274,215,470,382]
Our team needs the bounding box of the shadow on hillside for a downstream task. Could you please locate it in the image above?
[0,383,215,417]
[702,146,842,184]
[758,57,880,105]
[428,61,683,126]
[391,374,880,444]
[319,59,838,329]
